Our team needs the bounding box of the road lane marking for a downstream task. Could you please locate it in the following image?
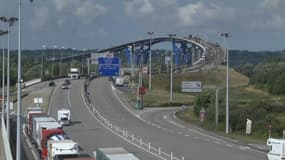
[48,84,59,115]
[80,82,172,160]
[163,114,185,129]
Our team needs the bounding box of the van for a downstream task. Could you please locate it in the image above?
[267,138,285,160]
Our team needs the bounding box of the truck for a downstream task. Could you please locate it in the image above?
[70,68,80,80]
[57,108,71,125]
[38,125,79,160]
[95,147,140,160]
[47,139,79,160]
[25,107,44,136]
[28,114,79,160]
[267,138,285,160]
[114,77,124,86]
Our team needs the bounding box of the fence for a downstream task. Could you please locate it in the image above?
[82,80,185,160]
[1,115,13,160]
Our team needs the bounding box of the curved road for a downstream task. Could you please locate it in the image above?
[88,77,265,160]
[49,79,159,159]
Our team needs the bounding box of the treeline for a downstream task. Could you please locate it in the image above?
[194,90,285,137]
[236,54,285,94]
[0,49,90,85]
[192,49,285,138]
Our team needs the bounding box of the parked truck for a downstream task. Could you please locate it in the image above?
[26,112,79,160]
[267,138,285,160]
[70,68,80,80]
[57,108,71,125]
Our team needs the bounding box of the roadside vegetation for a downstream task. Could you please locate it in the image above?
[128,51,285,142]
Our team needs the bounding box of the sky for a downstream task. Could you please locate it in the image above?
[0,0,284,51]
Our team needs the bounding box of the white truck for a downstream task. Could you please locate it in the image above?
[114,77,124,86]
[267,138,285,160]
[47,139,79,160]
[70,68,80,80]
[57,108,71,125]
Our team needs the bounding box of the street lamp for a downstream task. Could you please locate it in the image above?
[221,32,230,134]
[17,1,34,159]
[52,45,57,78]
[0,16,18,140]
[60,46,64,77]
[0,30,8,124]
[169,33,176,101]
[147,31,154,90]
[81,49,86,75]
[71,48,76,68]
[41,45,46,80]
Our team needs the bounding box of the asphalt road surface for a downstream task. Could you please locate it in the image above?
[49,79,160,159]
[88,77,266,160]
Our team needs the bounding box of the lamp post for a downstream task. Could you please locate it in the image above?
[0,16,18,140]
[17,1,34,159]
[0,30,8,123]
[41,45,46,80]
[81,49,86,75]
[147,32,154,90]
[169,34,176,101]
[71,48,76,68]
[221,32,230,134]
[51,45,57,78]
[60,46,64,77]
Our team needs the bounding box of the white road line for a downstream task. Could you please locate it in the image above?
[31,150,37,160]
[80,82,170,160]
[226,144,233,147]
[25,138,32,148]
[163,114,185,129]
[67,88,72,109]
[48,85,59,115]
[239,146,250,150]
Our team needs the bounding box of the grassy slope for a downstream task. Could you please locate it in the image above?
[135,65,249,107]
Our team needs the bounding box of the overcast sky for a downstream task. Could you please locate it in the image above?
[0,0,284,51]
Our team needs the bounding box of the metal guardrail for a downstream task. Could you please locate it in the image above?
[2,115,13,160]
[82,80,185,160]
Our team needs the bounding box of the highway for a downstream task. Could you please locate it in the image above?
[48,79,160,159]
[88,77,266,160]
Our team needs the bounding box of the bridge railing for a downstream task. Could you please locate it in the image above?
[1,114,13,160]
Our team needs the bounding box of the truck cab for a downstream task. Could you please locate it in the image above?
[267,138,285,160]
[70,68,80,80]
[57,108,71,126]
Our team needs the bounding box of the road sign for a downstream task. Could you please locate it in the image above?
[181,81,202,92]
[98,57,120,76]
[143,67,148,74]
[34,97,43,104]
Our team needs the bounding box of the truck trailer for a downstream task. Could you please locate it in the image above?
[27,113,79,160]
[95,147,140,160]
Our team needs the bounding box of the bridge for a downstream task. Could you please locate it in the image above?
[49,35,225,72]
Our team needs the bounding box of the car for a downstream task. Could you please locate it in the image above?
[61,83,69,89]
[64,79,71,85]
[48,81,55,87]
